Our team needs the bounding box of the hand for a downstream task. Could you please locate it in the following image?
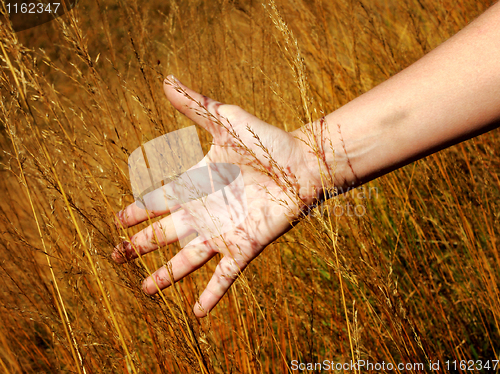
[113,76,318,317]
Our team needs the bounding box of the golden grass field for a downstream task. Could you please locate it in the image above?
[0,0,499,372]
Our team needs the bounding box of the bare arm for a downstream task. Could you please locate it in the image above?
[295,2,500,198]
[115,3,500,317]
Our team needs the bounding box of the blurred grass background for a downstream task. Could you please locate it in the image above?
[0,0,499,372]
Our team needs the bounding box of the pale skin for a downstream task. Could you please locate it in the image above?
[113,2,500,317]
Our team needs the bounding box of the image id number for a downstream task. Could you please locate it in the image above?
[6,3,60,14]
[446,360,499,371]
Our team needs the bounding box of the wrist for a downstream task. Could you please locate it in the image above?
[291,97,391,205]
[292,117,353,206]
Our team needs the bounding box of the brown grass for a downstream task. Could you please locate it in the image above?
[0,0,499,372]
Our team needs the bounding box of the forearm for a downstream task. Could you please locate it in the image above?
[295,2,500,200]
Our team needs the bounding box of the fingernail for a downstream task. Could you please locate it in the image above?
[165,75,179,84]
[194,302,209,318]
[111,250,124,263]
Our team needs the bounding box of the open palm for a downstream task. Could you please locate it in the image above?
[113,77,315,317]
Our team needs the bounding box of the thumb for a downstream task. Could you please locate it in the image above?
[164,75,224,135]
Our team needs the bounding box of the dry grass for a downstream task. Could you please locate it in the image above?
[0,0,499,372]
